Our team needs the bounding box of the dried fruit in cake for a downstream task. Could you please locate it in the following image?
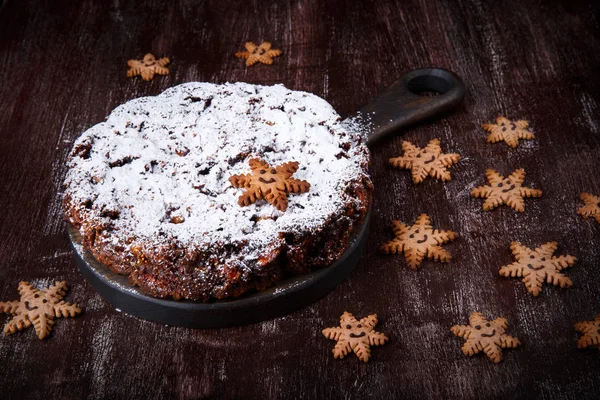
[322,312,389,362]
[380,213,456,270]
[498,241,576,296]
[451,312,520,363]
[578,192,600,224]
[574,314,600,351]
[229,158,310,212]
[127,53,170,81]
[0,281,82,339]
[470,168,542,212]
[63,82,371,301]
[482,116,534,148]
[389,138,460,184]
[235,41,282,66]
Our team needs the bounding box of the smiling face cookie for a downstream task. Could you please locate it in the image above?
[499,242,576,296]
[381,213,457,270]
[451,312,521,363]
[229,158,311,212]
[470,168,542,212]
[235,41,282,66]
[127,53,170,81]
[0,281,82,339]
[389,138,460,184]
[482,116,534,148]
[322,312,389,362]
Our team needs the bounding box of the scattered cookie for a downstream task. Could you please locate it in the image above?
[499,242,576,296]
[574,314,600,351]
[380,213,456,270]
[229,158,310,212]
[322,312,389,362]
[389,138,460,184]
[578,192,600,224]
[451,312,521,363]
[470,168,542,212]
[482,116,534,148]
[235,42,282,66]
[0,281,82,339]
[127,53,170,81]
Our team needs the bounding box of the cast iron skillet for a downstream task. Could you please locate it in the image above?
[68,68,465,328]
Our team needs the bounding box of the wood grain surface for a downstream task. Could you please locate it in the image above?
[1,0,599,398]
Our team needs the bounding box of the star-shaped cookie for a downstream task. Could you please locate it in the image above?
[127,53,170,81]
[389,138,460,184]
[322,312,389,362]
[451,312,521,363]
[482,116,534,148]
[470,168,542,212]
[380,213,457,270]
[578,192,600,224]
[498,242,577,296]
[235,41,282,66]
[574,314,600,351]
[0,281,82,339]
[229,158,310,212]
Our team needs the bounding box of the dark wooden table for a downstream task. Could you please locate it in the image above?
[1,0,599,398]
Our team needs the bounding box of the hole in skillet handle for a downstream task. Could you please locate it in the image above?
[346,68,465,146]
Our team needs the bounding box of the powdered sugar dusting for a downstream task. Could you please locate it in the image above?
[64,82,370,263]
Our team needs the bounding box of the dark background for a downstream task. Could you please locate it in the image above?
[1,0,599,398]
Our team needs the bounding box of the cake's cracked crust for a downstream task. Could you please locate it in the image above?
[574,314,600,351]
[229,158,310,212]
[380,213,456,270]
[470,168,542,212]
[482,116,534,148]
[498,242,576,296]
[127,53,170,81]
[578,192,600,224]
[235,42,282,66]
[0,281,82,339]
[322,312,388,362]
[63,82,372,301]
[451,312,520,363]
[389,138,460,184]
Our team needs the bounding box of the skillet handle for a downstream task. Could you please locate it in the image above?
[350,68,465,146]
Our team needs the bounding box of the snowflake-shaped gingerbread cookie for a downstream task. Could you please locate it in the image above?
[322,312,389,362]
[578,192,600,224]
[470,168,542,212]
[389,138,460,184]
[482,116,534,148]
[451,312,521,363]
[574,314,600,351]
[0,281,82,339]
[381,213,456,270]
[229,158,310,212]
[499,242,577,296]
[127,53,170,81]
[235,41,282,66]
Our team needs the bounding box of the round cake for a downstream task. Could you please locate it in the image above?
[63,82,372,301]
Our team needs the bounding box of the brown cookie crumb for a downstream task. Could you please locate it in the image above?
[322,312,388,362]
[451,312,521,363]
[482,116,534,148]
[229,158,310,212]
[578,192,600,224]
[498,242,576,296]
[389,138,460,184]
[381,213,456,270]
[470,168,542,212]
[235,42,282,66]
[574,314,600,351]
[127,53,170,81]
[0,281,82,339]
